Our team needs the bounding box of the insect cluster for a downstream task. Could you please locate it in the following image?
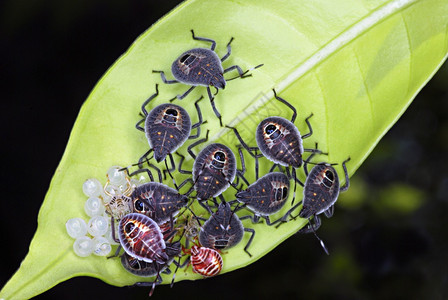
[66,30,352,296]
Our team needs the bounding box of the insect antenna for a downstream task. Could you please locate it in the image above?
[148,264,162,297]
[225,63,264,81]
[307,217,330,255]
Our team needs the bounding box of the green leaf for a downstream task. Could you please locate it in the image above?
[2,0,447,298]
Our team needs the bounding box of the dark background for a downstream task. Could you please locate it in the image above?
[1,1,447,299]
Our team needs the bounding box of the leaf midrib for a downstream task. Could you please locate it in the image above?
[223,0,418,130]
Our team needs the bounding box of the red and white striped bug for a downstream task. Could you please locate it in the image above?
[117,213,168,264]
[189,245,223,277]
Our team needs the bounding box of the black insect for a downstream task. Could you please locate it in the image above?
[121,241,182,296]
[131,182,189,225]
[231,147,298,226]
[236,172,291,225]
[298,157,351,231]
[177,131,237,206]
[136,85,204,163]
[199,201,255,257]
[286,157,351,255]
[134,85,204,183]
[228,89,323,204]
[193,143,237,200]
[121,241,181,277]
[153,30,261,126]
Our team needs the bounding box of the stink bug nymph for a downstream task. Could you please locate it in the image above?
[199,201,255,257]
[103,173,133,220]
[144,103,192,163]
[121,241,182,297]
[236,172,292,225]
[153,30,262,126]
[192,143,237,201]
[177,132,237,203]
[116,213,168,264]
[131,182,189,225]
[189,245,223,277]
[121,241,181,277]
[299,158,351,229]
[135,84,204,166]
[292,157,351,255]
[228,89,324,204]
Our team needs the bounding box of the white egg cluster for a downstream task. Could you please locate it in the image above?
[65,166,144,258]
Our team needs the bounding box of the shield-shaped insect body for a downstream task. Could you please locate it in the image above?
[193,143,237,200]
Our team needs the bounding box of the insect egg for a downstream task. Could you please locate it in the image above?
[104,225,120,246]
[84,197,105,217]
[82,178,103,197]
[107,166,128,186]
[87,215,109,236]
[93,236,112,256]
[73,236,94,257]
[66,218,88,239]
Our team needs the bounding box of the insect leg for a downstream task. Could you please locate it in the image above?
[274,201,303,228]
[135,117,145,132]
[140,84,159,116]
[206,87,223,127]
[137,149,154,168]
[187,129,209,159]
[236,147,250,186]
[128,167,155,183]
[190,29,216,51]
[240,214,261,224]
[152,70,179,84]
[164,154,179,189]
[189,96,205,139]
[175,152,192,175]
[301,113,314,139]
[220,37,234,61]
[225,64,264,80]
[226,125,262,159]
[323,205,334,218]
[340,157,351,192]
[297,215,322,234]
[243,227,255,257]
[171,86,196,102]
[273,88,297,123]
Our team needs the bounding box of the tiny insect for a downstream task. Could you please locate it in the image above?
[233,147,294,225]
[121,241,182,297]
[188,245,223,277]
[192,143,237,200]
[103,176,133,220]
[176,213,202,248]
[228,89,323,204]
[115,213,168,264]
[298,157,351,230]
[290,157,351,255]
[121,241,181,277]
[199,201,255,257]
[153,30,262,126]
[236,172,293,226]
[176,131,237,207]
[135,84,204,166]
[131,182,189,225]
